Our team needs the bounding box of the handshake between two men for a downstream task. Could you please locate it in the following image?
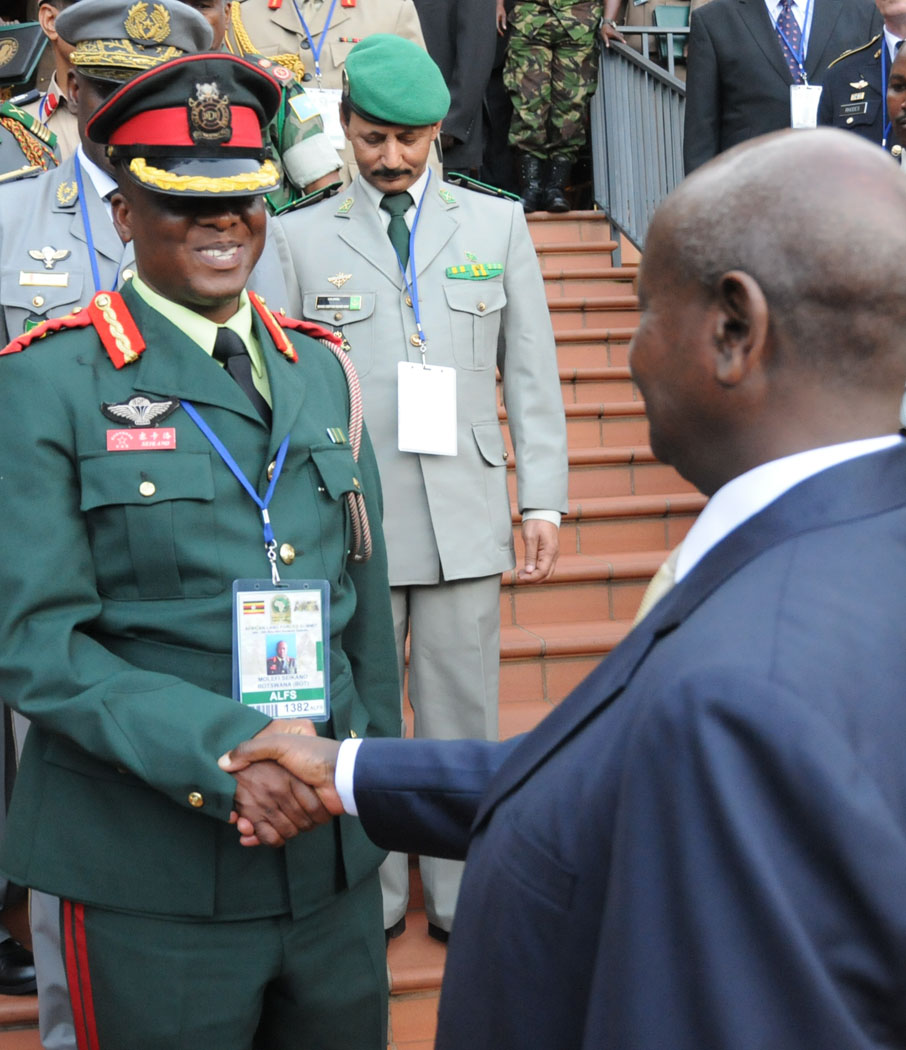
[219,720,348,848]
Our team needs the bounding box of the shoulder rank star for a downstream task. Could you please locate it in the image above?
[28,246,70,270]
[328,272,352,288]
[101,396,179,427]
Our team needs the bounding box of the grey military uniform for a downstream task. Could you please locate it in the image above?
[0,154,301,344]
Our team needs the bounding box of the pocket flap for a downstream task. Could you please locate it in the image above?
[79,451,215,511]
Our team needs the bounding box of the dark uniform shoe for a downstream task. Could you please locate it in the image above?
[0,936,37,995]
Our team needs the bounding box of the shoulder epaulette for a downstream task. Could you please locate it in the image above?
[1,292,147,366]
[270,180,342,216]
[0,306,93,356]
[445,171,521,203]
[0,100,56,150]
[827,33,882,70]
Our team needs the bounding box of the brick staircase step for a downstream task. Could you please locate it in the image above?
[558,365,639,403]
[545,270,637,299]
[501,399,651,449]
[550,299,640,332]
[551,492,704,554]
[526,209,615,243]
[387,910,447,994]
[501,550,666,627]
[0,992,39,1049]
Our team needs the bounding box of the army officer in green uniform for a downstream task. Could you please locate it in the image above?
[0,50,397,1050]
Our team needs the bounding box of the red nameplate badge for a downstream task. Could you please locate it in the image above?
[107,428,177,451]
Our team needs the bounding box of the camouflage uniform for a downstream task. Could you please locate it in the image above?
[504,0,601,159]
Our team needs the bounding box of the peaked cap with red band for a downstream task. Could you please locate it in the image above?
[86,52,282,197]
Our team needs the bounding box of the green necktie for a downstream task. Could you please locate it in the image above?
[380,191,413,268]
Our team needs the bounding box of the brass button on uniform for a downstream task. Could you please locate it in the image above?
[279,542,296,565]
[139,480,156,497]
[334,312,344,321]
[502,451,509,461]
[846,116,854,125]
[95,293,110,308]
[410,333,422,346]
[32,295,44,308]
[405,295,413,307]
[188,791,204,808]
[349,730,358,738]
[352,477,360,489]
[121,268,135,282]
[267,460,277,481]
[477,301,487,312]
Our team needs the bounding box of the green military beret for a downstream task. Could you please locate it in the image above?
[56,0,213,82]
[87,52,281,197]
[343,34,450,127]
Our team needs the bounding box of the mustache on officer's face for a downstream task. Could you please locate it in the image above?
[372,167,413,178]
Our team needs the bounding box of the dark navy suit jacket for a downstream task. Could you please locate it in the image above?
[683,0,881,172]
[356,445,906,1050]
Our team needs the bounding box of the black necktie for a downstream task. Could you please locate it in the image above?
[212,327,271,426]
[776,0,804,83]
[380,192,413,268]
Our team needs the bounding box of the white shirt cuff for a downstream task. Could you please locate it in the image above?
[523,509,561,528]
[335,737,363,816]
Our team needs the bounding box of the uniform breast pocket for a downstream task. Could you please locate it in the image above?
[1,268,85,338]
[307,444,365,568]
[302,292,377,376]
[78,450,222,600]
[443,282,506,370]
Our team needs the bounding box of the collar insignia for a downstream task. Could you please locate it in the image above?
[124,2,171,44]
[28,246,71,270]
[101,396,179,427]
[439,187,456,204]
[328,271,352,288]
[337,197,354,214]
[56,181,78,207]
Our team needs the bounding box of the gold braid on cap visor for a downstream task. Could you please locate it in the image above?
[71,40,186,72]
[128,157,281,193]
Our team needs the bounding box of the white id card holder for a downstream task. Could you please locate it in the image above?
[790,84,822,128]
[232,579,331,721]
[305,88,345,150]
[398,361,457,456]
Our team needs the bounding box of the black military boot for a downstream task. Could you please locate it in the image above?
[543,156,572,212]
[517,152,545,213]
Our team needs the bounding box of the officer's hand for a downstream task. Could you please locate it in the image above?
[518,519,560,582]
[220,728,344,846]
[496,0,507,34]
[600,22,626,48]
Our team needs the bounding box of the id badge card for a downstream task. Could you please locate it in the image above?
[305,87,345,149]
[790,84,822,128]
[232,579,331,721]
[398,360,457,456]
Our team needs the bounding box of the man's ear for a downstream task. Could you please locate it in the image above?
[712,270,769,387]
[110,190,133,245]
[38,2,59,41]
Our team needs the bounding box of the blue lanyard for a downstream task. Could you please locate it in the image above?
[392,170,432,359]
[883,43,893,147]
[773,0,812,83]
[180,398,290,583]
[290,0,340,82]
[73,152,109,294]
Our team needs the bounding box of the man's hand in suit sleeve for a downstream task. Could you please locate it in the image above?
[220,721,344,846]
[222,720,343,847]
[518,518,560,582]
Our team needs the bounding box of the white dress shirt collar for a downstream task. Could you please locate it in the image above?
[75,145,118,206]
[884,25,904,62]
[675,435,904,582]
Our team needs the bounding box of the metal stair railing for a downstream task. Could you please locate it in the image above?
[591,32,687,257]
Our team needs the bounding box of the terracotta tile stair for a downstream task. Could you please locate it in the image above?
[0,212,698,1050]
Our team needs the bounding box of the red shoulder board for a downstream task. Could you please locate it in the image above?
[86,291,146,368]
[0,307,93,356]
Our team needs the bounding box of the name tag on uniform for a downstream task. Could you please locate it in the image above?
[106,428,176,451]
[315,294,362,310]
[398,361,457,456]
[790,84,822,128]
[305,88,345,150]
